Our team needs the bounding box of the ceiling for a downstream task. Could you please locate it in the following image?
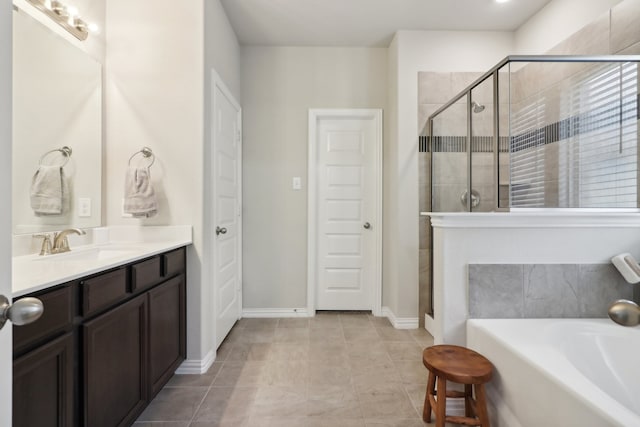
[220,0,553,47]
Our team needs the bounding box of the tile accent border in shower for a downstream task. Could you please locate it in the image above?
[468,263,634,319]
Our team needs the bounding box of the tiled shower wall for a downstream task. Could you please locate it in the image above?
[418,71,483,325]
[468,264,635,319]
[418,0,640,325]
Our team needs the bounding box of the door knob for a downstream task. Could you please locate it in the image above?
[216,226,227,236]
[0,295,44,330]
[363,222,371,230]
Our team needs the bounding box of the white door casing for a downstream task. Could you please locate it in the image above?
[308,109,382,315]
[0,0,11,418]
[211,69,242,348]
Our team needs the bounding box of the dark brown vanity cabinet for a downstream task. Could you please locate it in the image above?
[12,246,187,427]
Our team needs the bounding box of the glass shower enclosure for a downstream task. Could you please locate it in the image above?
[426,55,640,212]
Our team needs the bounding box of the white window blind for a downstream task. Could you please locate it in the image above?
[509,62,638,208]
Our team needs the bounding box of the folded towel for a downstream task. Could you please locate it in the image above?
[30,165,69,215]
[123,166,158,218]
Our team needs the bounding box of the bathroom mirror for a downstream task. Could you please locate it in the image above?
[12,7,102,234]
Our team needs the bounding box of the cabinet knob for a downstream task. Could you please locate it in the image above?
[0,295,44,330]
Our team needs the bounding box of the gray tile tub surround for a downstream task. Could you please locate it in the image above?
[468,264,634,319]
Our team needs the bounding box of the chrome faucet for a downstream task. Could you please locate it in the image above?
[608,299,640,327]
[52,228,86,254]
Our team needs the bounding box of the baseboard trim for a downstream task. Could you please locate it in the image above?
[382,306,419,329]
[175,349,215,375]
[425,313,435,337]
[242,308,311,318]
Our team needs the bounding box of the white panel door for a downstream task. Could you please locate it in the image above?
[212,72,242,348]
[0,0,11,418]
[315,111,380,310]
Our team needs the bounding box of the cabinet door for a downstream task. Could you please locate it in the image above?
[148,274,186,397]
[84,294,147,427]
[13,333,73,427]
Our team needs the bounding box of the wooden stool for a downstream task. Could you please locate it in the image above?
[422,345,493,427]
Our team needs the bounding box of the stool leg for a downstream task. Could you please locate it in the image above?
[475,384,490,427]
[423,371,436,422]
[435,376,447,427]
[464,384,473,418]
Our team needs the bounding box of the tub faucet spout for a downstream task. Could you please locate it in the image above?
[608,299,640,327]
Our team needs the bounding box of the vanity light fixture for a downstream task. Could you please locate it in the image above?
[24,0,97,41]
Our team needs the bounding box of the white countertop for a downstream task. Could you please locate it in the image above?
[12,226,192,297]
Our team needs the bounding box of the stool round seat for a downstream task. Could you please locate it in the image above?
[422,345,493,427]
[423,345,492,384]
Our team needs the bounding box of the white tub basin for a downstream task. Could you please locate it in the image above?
[467,319,640,427]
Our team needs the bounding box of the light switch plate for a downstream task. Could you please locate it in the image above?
[78,198,91,217]
[292,176,302,190]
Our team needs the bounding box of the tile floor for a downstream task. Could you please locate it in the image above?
[135,312,444,427]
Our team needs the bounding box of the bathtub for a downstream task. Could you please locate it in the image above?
[467,319,640,427]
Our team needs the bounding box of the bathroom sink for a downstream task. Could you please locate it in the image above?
[33,245,143,262]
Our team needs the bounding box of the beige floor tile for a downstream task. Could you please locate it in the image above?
[343,327,381,343]
[340,314,374,328]
[403,384,427,410]
[309,342,349,363]
[394,360,429,385]
[264,360,310,386]
[136,387,209,422]
[274,327,310,342]
[143,314,441,425]
[310,314,342,329]
[212,362,268,387]
[190,419,251,427]
[134,423,189,427]
[308,327,344,343]
[364,419,426,427]
[307,384,363,419]
[268,342,310,360]
[384,342,425,361]
[308,363,353,386]
[352,361,402,392]
[241,318,279,330]
[246,416,308,426]
[277,318,310,328]
[307,419,366,427]
[236,329,276,344]
[376,326,416,342]
[252,386,308,418]
[227,343,272,362]
[216,341,234,362]
[192,387,257,422]
[357,384,420,420]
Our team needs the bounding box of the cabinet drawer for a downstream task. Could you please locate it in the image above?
[132,256,162,292]
[82,268,128,317]
[163,247,186,278]
[13,286,73,355]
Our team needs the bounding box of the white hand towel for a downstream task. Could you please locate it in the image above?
[123,167,158,218]
[30,165,68,215]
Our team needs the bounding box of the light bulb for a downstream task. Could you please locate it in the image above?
[87,23,99,34]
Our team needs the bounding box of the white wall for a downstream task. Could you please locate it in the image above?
[105,0,241,366]
[105,0,207,360]
[388,30,514,319]
[514,0,622,54]
[241,46,387,310]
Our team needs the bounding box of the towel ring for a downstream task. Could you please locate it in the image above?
[128,147,155,168]
[39,146,72,167]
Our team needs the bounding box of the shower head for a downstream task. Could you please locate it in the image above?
[472,101,485,113]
